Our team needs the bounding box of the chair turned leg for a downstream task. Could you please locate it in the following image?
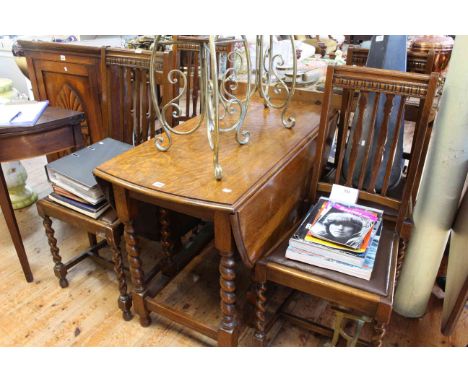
[106,232,133,321]
[396,239,408,281]
[371,321,387,347]
[42,215,68,288]
[254,282,267,346]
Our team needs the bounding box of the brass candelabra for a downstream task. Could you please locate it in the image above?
[150,35,297,180]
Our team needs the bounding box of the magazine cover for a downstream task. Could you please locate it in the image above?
[292,198,328,242]
[308,201,378,249]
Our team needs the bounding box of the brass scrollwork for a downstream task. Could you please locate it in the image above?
[149,35,297,180]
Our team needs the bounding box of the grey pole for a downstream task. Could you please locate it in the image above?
[394,36,468,318]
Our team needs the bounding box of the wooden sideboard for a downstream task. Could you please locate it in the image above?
[20,41,103,145]
[18,41,175,147]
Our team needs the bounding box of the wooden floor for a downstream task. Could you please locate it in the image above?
[0,156,466,347]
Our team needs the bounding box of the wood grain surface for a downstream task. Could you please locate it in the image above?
[95,97,322,210]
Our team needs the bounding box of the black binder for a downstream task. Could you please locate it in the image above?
[46,138,132,190]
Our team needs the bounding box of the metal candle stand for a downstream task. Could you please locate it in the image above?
[149,35,298,180]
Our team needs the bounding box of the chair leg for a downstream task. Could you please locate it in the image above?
[106,231,133,321]
[88,233,98,256]
[396,238,408,281]
[254,281,267,346]
[371,320,387,347]
[42,215,68,288]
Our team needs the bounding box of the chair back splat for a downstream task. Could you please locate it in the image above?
[101,48,175,146]
[346,47,436,75]
[310,65,439,234]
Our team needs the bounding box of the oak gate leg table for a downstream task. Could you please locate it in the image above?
[95,98,334,346]
[0,107,84,282]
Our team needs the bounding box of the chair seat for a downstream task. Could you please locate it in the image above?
[259,221,398,297]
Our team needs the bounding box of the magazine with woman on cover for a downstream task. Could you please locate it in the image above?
[308,201,378,249]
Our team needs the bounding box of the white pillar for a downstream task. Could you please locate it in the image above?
[394,36,468,317]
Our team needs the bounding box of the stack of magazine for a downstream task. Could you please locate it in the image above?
[286,197,384,280]
[45,138,132,219]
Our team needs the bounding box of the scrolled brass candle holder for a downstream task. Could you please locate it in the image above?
[149,35,297,180]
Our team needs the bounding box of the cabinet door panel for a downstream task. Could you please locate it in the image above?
[32,59,104,144]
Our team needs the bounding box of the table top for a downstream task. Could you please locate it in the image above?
[95,97,322,213]
[0,107,84,137]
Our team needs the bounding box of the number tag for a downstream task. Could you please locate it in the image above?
[330,184,359,204]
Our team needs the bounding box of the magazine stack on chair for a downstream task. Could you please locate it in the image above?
[286,197,384,280]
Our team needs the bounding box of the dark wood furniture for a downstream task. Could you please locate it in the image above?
[0,107,84,282]
[19,41,176,147]
[34,49,185,321]
[253,65,440,346]
[94,97,335,346]
[35,200,132,319]
[172,36,234,124]
[346,46,436,75]
[101,47,176,136]
[21,41,103,147]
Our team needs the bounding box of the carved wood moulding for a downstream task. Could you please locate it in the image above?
[106,56,163,71]
[333,76,428,98]
[56,83,91,144]
[351,53,368,66]
[56,83,85,112]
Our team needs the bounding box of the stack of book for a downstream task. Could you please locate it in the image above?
[286,197,383,280]
[45,138,132,219]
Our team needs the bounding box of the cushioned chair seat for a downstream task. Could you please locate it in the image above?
[259,220,398,297]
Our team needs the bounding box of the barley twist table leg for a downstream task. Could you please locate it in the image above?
[124,220,151,327]
[219,249,236,331]
[106,231,132,321]
[159,207,175,273]
[217,248,239,346]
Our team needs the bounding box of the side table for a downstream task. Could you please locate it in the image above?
[0,107,84,282]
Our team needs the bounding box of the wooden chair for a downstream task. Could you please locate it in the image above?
[35,48,190,321]
[346,46,436,75]
[253,65,439,346]
[345,46,438,212]
[172,36,234,124]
